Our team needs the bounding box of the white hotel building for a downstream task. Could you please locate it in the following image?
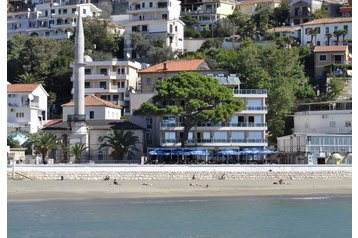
[159,75,268,150]
[277,100,352,164]
[71,57,143,116]
[124,0,185,57]
[7,1,102,40]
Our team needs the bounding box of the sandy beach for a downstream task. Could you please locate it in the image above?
[7,178,352,202]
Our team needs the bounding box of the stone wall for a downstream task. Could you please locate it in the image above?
[7,165,352,181]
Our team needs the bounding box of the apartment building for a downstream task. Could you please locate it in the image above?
[124,0,185,58]
[289,0,346,25]
[301,17,352,46]
[70,57,143,116]
[313,45,350,80]
[7,1,102,40]
[181,0,236,29]
[277,100,352,164]
[7,83,48,134]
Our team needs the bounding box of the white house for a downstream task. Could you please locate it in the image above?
[181,0,236,30]
[277,100,352,164]
[124,0,185,58]
[7,1,102,40]
[301,17,352,46]
[7,83,48,134]
[70,56,143,115]
[62,94,122,121]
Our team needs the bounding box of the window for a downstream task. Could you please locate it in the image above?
[162,14,167,19]
[142,25,148,32]
[319,55,326,61]
[85,68,91,75]
[149,2,153,7]
[100,68,108,75]
[317,41,321,46]
[334,26,338,31]
[175,26,178,32]
[344,25,348,31]
[89,111,94,119]
[83,9,86,14]
[113,95,119,101]
[170,24,173,33]
[345,121,351,127]
[72,8,76,13]
[85,82,90,88]
[142,2,145,8]
[99,82,106,89]
[330,121,336,127]
[121,68,125,74]
[146,117,153,129]
[58,9,62,14]
[121,81,125,88]
[325,27,329,33]
[45,32,50,36]
[98,136,103,142]
[63,9,67,14]
[146,78,151,85]
[51,9,55,14]
[16,112,24,117]
[315,27,320,34]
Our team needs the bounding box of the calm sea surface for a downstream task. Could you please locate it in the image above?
[8,195,351,238]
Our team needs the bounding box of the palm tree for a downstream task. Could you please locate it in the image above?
[307,28,318,46]
[70,143,88,163]
[333,30,344,45]
[99,130,139,161]
[15,72,45,85]
[341,29,348,43]
[29,132,57,164]
[325,33,333,46]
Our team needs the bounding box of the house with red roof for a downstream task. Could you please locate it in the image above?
[301,17,352,47]
[62,95,122,121]
[138,59,214,93]
[7,83,48,133]
[313,45,350,80]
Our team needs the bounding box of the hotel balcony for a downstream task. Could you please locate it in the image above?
[8,101,39,109]
[127,6,169,14]
[233,89,267,98]
[160,138,268,147]
[160,122,267,130]
[72,87,128,94]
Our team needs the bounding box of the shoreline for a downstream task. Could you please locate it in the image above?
[8,178,352,203]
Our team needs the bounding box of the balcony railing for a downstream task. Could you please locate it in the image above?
[8,102,39,108]
[233,89,267,95]
[161,138,268,144]
[160,122,267,128]
[245,106,267,111]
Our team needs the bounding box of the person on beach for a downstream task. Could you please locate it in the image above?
[113,179,118,185]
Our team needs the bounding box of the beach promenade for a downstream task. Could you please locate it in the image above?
[7,165,352,202]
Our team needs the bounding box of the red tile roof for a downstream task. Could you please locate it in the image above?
[7,84,40,93]
[62,95,121,109]
[139,59,206,73]
[302,17,352,26]
[313,46,348,53]
[43,119,63,128]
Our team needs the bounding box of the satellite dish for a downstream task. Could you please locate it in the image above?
[28,93,34,101]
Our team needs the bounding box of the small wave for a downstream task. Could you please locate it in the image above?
[291,196,330,200]
[130,198,212,204]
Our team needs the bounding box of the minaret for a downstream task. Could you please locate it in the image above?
[69,9,88,148]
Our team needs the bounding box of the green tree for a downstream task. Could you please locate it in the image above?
[180,15,199,28]
[333,29,344,45]
[83,17,116,52]
[15,72,45,85]
[7,134,21,148]
[99,130,140,160]
[70,143,88,163]
[271,0,290,26]
[319,77,349,101]
[184,28,201,38]
[28,132,58,164]
[312,8,329,19]
[307,28,318,45]
[198,39,223,52]
[325,32,333,46]
[134,72,245,147]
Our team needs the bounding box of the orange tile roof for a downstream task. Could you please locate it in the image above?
[313,46,348,53]
[7,84,40,93]
[62,95,121,109]
[302,17,352,26]
[43,119,63,127]
[139,59,205,73]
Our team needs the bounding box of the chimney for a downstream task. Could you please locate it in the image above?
[163,62,167,70]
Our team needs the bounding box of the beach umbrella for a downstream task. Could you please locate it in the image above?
[148,149,170,155]
[187,149,209,156]
[218,149,239,155]
[260,148,275,154]
[242,148,254,155]
[171,148,187,155]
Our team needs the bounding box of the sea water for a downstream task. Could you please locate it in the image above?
[8,195,351,238]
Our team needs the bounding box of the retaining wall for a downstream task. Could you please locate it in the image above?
[7,165,352,181]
